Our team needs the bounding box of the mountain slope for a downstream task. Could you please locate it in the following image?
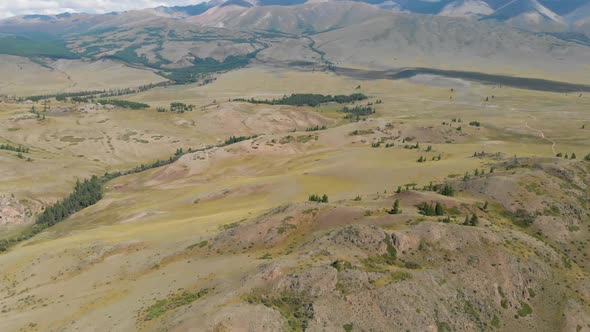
[482,0,568,33]
[440,0,495,17]
[188,1,387,34]
[312,13,590,83]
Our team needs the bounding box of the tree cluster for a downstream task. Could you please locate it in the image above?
[97,99,149,110]
[438,184,455,197]
[224,135,256,145]
[0,144,29,153]
[235,93,368,107]
[556,152,577,159]
[305,125,327,132]
[24,83,170,103]
[339,106,376,120]
[416,201,446,216]
[36,176,103,226]
[309,194,329,203]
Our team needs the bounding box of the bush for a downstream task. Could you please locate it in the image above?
[404,261,421,269]
[504,209,535,227]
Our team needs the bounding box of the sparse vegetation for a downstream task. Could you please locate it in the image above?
[517,302,533,317]
[245,291,313,331]
[143,289,208,321]
[503,209,535,228]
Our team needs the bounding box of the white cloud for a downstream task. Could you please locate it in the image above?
[0,0,208,19]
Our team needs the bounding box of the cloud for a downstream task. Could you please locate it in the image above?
[0,0,208,19]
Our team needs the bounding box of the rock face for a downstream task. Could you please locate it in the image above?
[0,195,33,226]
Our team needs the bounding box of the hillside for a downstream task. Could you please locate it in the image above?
[187,1,387,34]
[312,13,590,83]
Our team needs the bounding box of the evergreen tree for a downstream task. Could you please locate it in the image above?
[396,186,402,194]
[470,214,479,226]
[435,202,445,216]
[571,153,576,159]
[390,199,401,215]
[439,184,455,197]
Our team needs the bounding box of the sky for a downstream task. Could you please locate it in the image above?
[0,0,208,19]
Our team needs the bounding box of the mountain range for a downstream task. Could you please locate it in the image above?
[0,0,589,86]
[2,0,589,35]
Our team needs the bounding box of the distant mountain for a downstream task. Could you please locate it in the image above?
[0,0,588,81]
[482,0,567,33]
[188,1,386,34]
[440,0,494,17]
[152,3,211,18]
[485,0,562,21]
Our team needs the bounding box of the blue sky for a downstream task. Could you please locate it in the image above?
[0,1,208,19]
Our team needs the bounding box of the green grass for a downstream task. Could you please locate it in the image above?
[463,300,480,320]
[187,240,208,250]
[144,289,208,321]
[0,35,78,58]
[517,302,533,317]
[436,321,452,332]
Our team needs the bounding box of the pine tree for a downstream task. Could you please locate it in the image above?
[470,214,479,226]
[439,184,455,197]
[321,194,329,203]
[571,153,576,159]
[396,186,402,194]
[435,202,445,216]
[390,199,401,215]
[483,201,489,211]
